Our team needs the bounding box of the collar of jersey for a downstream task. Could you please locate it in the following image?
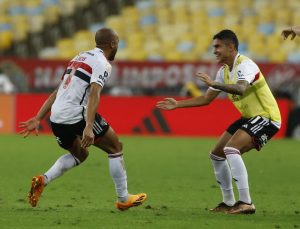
[94,47,104,53]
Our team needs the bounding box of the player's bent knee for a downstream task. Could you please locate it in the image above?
[110,141,123,154]
[118,141,123,152]
[102,141,123,155]
[74,149,89,163]
[210,149,226,158]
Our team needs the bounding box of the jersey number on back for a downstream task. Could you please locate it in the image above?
[63,62,81,89]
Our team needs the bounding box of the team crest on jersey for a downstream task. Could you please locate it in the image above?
[231,94,240,102]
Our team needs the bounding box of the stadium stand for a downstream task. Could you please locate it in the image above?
[0,0,300,62]
[0,0,132,57]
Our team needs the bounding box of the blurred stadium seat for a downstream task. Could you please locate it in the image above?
[0,0,299,62]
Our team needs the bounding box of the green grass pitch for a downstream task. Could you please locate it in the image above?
[0,135,299,229]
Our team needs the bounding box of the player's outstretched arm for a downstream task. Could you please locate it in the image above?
[19,88,58,138]
[197,72,249,96]
[281,26,300,40]
[19,117,40,138]
[156,89,219,110]
[156,98,178,110]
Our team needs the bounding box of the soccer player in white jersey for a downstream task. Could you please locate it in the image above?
[157,30,281,214]
[19,28,147,210]
[281,25,300,40]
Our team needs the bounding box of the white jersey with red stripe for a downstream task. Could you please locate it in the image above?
[210,53,259,88]
[50,47,112,124]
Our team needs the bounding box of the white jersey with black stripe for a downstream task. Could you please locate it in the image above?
[50,48,112,124]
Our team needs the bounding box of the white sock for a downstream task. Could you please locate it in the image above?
[108,152,128,202]
[44,153,80,185]
[224,147,251,204]
[210,152,235,206]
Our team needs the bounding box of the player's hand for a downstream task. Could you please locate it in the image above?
[19,117,40,138]
[156,98,178,110]
[281,28,296,40]
[81,125,94,148]
[196,72,214,87]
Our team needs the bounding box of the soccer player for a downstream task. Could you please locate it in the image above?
[281,26,300,40]
[156,29,281,214]
[19,28,147,210]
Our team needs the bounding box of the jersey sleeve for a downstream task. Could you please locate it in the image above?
[90,62,111,87]
[236,60,259,83]
[209,67,224,91]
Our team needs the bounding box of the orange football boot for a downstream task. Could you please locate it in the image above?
[28,175,45,207]
[115,193,147,211]
[209,202,232,213]
[226,201,256,214]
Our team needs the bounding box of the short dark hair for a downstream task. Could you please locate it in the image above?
[213,29,239,50]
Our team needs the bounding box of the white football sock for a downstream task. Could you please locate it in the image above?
[44,153,80,185]
[108,152,128,202]
[224,147,251,204]
[210,152,235,206]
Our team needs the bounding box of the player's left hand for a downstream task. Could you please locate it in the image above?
[156,98,178,110]
[81,125,94,148]
[196,72,214,87]
[19,117,40,138]
[281,28,296,40]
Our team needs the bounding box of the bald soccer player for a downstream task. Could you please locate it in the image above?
[20,28,147,210]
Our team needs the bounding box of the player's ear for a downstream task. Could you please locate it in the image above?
[228,42,236,52]
[110,40,117,48]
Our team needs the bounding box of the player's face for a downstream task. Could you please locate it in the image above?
[108,36,119,61]
[213,39,232,64]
